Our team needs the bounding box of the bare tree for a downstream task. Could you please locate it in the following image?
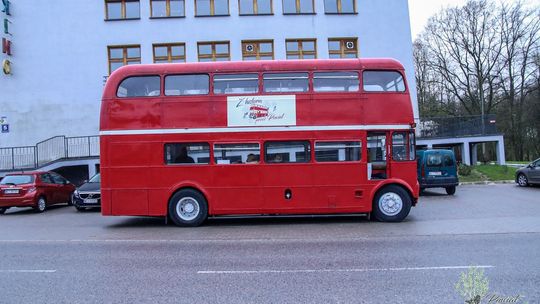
[498,1,540,160]
[420,0,503,115]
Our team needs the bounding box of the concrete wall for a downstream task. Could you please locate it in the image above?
[0,0,417,148]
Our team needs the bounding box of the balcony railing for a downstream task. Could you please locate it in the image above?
[0,135,99,171]
[418,114,499,139]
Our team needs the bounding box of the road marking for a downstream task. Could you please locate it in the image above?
[197,265,494,274]
[0,270,56,273]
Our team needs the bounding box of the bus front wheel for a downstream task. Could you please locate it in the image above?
[373,185,412,222]
[168,189,208,227]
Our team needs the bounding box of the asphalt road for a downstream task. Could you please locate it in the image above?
[1,184,539,304]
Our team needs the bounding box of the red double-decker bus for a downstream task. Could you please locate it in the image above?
[100,59,418,226]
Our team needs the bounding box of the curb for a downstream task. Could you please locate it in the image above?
[459,180,515,185]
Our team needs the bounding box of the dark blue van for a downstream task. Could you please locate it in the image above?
[416,149,459,195]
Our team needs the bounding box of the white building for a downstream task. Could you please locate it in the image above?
[0,0,418,149]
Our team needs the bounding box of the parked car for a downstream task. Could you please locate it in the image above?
[0,171,76,214]
[515,158,540,187]
[416,149,459,195]
[72,173,101,211]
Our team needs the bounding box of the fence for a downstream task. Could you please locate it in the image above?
[0,135,99,171]
[418,114,498,139]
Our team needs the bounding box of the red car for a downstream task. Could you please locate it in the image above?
[0,171,76,214]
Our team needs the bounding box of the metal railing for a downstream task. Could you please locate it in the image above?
[418,114,499,139]
[0,135,99,171]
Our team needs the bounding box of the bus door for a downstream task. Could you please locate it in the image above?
[367,132,389,180]
[389,131,416,180]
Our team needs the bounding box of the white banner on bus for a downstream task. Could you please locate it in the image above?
[227,95,297,127]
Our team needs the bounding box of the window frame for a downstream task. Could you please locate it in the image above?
[264,141,312,164]
[282,0,315,14]
[153,43,186,63]
[150,0,186,18]
[107,45,141,75]
[197,41,231,61]
[195,0,230,16]
[362,70,407,93]
[242,40,274,61]
[105,0,141,20]
[285,39,317,60]
[238,0,273,15]
[213,143,261,165]
[164,74,210,96]
[314,140,362,163]
[323,0,356,14]
[312,71,359,93]
[262,72,310,93]
[117,75,162,98]
[164,142,211,165]
[328,38,358,59]
[213,73,260,95]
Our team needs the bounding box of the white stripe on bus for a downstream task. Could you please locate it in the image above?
[99,124,412,136]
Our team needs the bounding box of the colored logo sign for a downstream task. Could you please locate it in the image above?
[227,95,297,127]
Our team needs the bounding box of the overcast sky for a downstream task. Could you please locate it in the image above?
[408,0,537,39]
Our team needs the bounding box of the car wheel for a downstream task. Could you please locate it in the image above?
[517,174,529,187]
[168,189,208,227]
[445,186,456,195]
[372,185,412,222]
[0,207,7,215]
[34,197,47,213]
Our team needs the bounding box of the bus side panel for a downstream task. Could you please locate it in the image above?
[210,166,263,214]
[261,164,318,213]
[105,140,159,215]
[311,163,370,211]
[362,94,413,125]
[310,93,363,126]
[108,98,161,130]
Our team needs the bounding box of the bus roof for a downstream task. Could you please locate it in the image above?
[104,58,405,97]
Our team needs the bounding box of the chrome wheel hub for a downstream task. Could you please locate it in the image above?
[176,197,200,221]
[518,175,527,186]
[379,192,403,216]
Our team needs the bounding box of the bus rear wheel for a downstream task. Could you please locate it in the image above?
[373,185,411,222]
[168,189,208,227]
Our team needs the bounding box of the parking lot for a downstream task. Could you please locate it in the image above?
[1,184,539,303]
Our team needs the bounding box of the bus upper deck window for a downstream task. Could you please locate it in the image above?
[313,72,359,92]
[263,73,309,93]
[214,74,259,94]
[117,76,161,98]
[363,71,406,92]
[165,74,210,96]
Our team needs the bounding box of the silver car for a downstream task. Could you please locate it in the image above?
[516,158,540,187]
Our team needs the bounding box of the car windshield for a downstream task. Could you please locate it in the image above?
[0,175,34,185]
[88,174,100,183]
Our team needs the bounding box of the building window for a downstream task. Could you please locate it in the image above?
[242,40,274,60]
[239,0,272,15]
[108,45,141,74]
[153,43,186,63]
[195,0,229,16]
[324,0,355,13]
[150,0,185,17]
[328,38,358,58]
[198,41,230,62]
[105,0,140,20]
[282,0,314,14]
[286,39,316,59]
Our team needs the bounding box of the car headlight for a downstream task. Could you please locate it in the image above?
[73,189,79,197]
[27,187,36,193]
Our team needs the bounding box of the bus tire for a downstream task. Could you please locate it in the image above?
[373,185,411,222]
[168,189,208,227]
